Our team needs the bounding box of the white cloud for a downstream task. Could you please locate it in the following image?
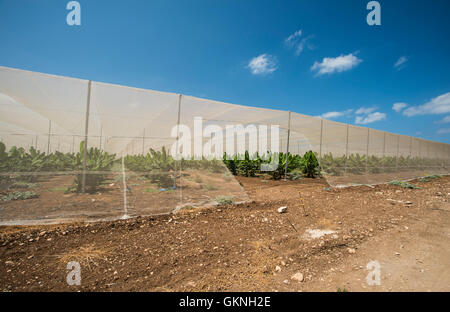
[403,92,450,116]
[285,29,302,45]
[355,112,386,124]
[392,102,408,112]
[394,56,408,70]
[285,29,315,55]
[247,54,277,75]
[318,109,353,120]
[437,128,450,134]
[355,107,377,115]
[436,115,450,124]
[311,53,362,76]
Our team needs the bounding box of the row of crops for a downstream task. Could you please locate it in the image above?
[0,141,115,192]
[1,140,448,192]
[320,152,448,176]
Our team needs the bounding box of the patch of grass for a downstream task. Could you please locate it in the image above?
[204,184,219,191]
[418,175,441,182]
[194,176,203,184]
[216,196,232,205]
[1,191,39,202]
[389,180,420,189]
[143,188,158,193]
[9,181,37,189]
[337,287,348,292]
[57,244,110,270]
[48,187,68,193]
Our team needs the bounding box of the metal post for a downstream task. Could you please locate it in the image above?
[142,129,145,155]
[174,94,182,201]
[382,132,386,172]
[344,124,349,174]
[442,144,445,169]
[284,111,291,181]
[409,136,412,168]
[319,119,323,161]
[81,80,92,193]
[99,126,102,151]
[418,139,421,169]
[365,128,370,174]
[47,120,52,154]
[396,135,400,171]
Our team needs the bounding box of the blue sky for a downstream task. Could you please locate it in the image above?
[0,0,449,142]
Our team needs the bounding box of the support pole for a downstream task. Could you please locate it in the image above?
[47,120,52,154]
[72,135,75,154]
[365,128,370,174]
[344,124,349,174]
[418,140,421,169]
[284,111,291,181]
[174,94,182,202]
[142,129,145,155]
[319,119,323,161]
[99,126,102,151]
[382,132,386,173]
[35,134,38,150]
[396,135,400,171]
[81,80,92,194]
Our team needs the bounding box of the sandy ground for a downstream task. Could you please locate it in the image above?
[307,201,450,291]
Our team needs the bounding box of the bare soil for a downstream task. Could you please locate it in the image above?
[0,175,449,292]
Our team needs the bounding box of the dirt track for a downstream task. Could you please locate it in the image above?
[1,175,449,292]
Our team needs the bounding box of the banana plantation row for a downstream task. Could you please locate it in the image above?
[1,142,448,193]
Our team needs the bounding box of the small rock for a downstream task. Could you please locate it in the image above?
[5,261,14,265]
[186,281,196,287]
[263,217,268,222]
[347,248,356,254]
[277,206,287,214]
[291,272,304,282]
[283,279,289,284]
[275,266,282,272]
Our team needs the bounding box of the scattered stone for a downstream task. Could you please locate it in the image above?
[347,248,356,254]
[263,217,268,222]
[291,272,304,282]
[5,261,14,265]
[277,206,287,214]
[283,279,289,284]
[275,266,282,272]
[186,281,196,287]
